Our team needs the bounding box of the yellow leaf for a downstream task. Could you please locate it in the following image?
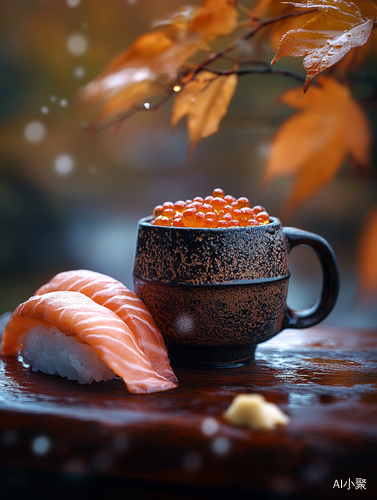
[171,71,238,156]
[271,0,377,91]
[262,77,371,216]
[357,207,377,297]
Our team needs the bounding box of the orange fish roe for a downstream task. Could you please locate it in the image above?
[151,189,270,228]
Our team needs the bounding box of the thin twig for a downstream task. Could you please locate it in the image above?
[198,65,306,83]
[193,9,318,75]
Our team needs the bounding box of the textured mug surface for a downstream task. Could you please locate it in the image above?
[133,216,339,367]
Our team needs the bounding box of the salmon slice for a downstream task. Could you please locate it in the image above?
[1,291,177,394]
[35,269,177,385]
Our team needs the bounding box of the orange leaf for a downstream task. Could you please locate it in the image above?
[151,5,197,30]
[188,0,239,42]
[262,76,371,216]
[251,0,313,51]
[171,71,238,156]
[151,0,238,41]
[271,0,377,91]
[252,0,297,19]
[81,27,198,102]
[357,207,377,297]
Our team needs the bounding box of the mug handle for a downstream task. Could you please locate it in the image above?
[282,227,339,329]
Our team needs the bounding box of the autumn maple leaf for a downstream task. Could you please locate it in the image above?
[262,76,371,217]
[271,0,377,91]
[171,71,238,157]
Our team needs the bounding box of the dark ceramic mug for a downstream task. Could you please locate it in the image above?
[133,216,339,368]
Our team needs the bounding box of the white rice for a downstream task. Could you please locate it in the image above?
[19,324,116,384]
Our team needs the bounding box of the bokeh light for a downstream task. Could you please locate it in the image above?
[24,121,46,143]
[67,33,88,56]
[31,435,51,455]
[54,154,75,175]
[211,436,231,455]
[201,417,220,436]
[74,66,86,78]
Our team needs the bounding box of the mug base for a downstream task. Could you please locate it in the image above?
[166,344,257,369]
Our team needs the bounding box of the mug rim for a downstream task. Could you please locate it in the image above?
[139,215,280,230]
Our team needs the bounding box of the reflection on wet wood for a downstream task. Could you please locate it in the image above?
[0,326,376,499]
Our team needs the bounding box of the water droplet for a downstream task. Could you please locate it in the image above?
[67,33,88,56]
[50,95,57,102]
[201,417,219,436]
[143,102,150,109]
[67,0,81,6]
[60,99,68,107]
[32,435,51,455]
[24,121,46,143]
[41,106,49,114]
[211,436,231,455]
[54,154,75,175]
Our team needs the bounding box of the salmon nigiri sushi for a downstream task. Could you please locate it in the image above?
[35,269,177,385]
[1,291,177,394]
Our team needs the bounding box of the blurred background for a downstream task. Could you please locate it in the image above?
[0,0,376,327]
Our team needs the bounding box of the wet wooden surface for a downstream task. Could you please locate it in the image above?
[0,326,376,499]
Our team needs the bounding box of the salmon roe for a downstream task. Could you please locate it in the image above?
[151,189,270,228]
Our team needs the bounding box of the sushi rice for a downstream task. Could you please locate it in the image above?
[19,324,116,384]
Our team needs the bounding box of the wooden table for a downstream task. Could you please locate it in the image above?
[0,326,376,499]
